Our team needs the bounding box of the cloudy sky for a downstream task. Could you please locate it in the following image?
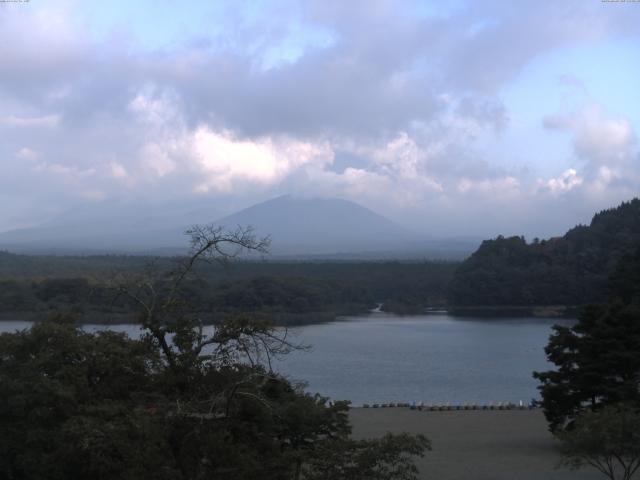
[1,0,639,238]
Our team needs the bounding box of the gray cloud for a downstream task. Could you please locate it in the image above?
[0,0,639,237]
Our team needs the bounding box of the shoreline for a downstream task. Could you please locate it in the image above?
[443,305,580,318]
[0,310,349,326]
[0,304,579,326]
[353,402,536,410]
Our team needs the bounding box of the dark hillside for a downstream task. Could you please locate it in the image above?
[449,199,640,306]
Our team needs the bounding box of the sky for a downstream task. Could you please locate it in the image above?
[1,0,639,238]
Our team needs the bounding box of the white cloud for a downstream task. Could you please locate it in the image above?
[192,127,334,193]
[32,161,95,179]
[576,116,634,165]
[301,166,433,211]
[544,105,636,166]
[457,176,520,196]
[16,147,39,161]
[0,1,639,238]
[109,161,128,179]
[372,132,421,179]
[540,168,583,194]
[128,89,179,127]
[0,114,61,128]
[140,142,177,178]
[540,104,638,205]
[596,165,617,185]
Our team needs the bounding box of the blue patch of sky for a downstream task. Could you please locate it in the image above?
[412,0,469,19]
[74,0,221,49]
[328,151,372,174]
[258,17,336,70]
[483,39,640,178]
[71,0,335,68]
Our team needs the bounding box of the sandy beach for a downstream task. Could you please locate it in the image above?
[349,408,601,480]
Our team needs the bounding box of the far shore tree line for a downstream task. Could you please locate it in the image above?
[0,253,455,324]
[1,199,638,325]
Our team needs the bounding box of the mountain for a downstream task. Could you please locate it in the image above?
[212,195,418,255]
[449,198,640,306]
[0,218,187,255]
[0,195,478,258]
[0,198,220,254]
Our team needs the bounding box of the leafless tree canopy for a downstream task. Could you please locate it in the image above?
[110,224,300,372]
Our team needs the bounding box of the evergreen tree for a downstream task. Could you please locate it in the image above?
[534,246,640,432]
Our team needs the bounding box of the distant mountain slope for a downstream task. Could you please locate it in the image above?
[0,222,187,254]
[0,195,477,258]
[213,195,418,254]
[449,198,640,306]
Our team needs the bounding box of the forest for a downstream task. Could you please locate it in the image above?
[449,198,640,308]
[0,228,430,480]
[1,198,639,324]
[0,253,456,325]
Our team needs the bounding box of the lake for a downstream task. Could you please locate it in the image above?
[0,312,572,406]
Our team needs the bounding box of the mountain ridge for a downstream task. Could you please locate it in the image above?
[0,195,478,259]
[212,195,418,255]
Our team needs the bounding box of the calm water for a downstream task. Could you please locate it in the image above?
[0,313,572,406]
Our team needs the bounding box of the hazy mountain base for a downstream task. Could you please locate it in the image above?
[0,195,479,259]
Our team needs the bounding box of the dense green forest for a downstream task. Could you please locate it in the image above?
[0,254,456,324]
[449,198,640,307]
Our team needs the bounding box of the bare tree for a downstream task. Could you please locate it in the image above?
[111,225,297,369]
[110,224,312,423]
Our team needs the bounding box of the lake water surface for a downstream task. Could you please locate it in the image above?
[0,313,572,406]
